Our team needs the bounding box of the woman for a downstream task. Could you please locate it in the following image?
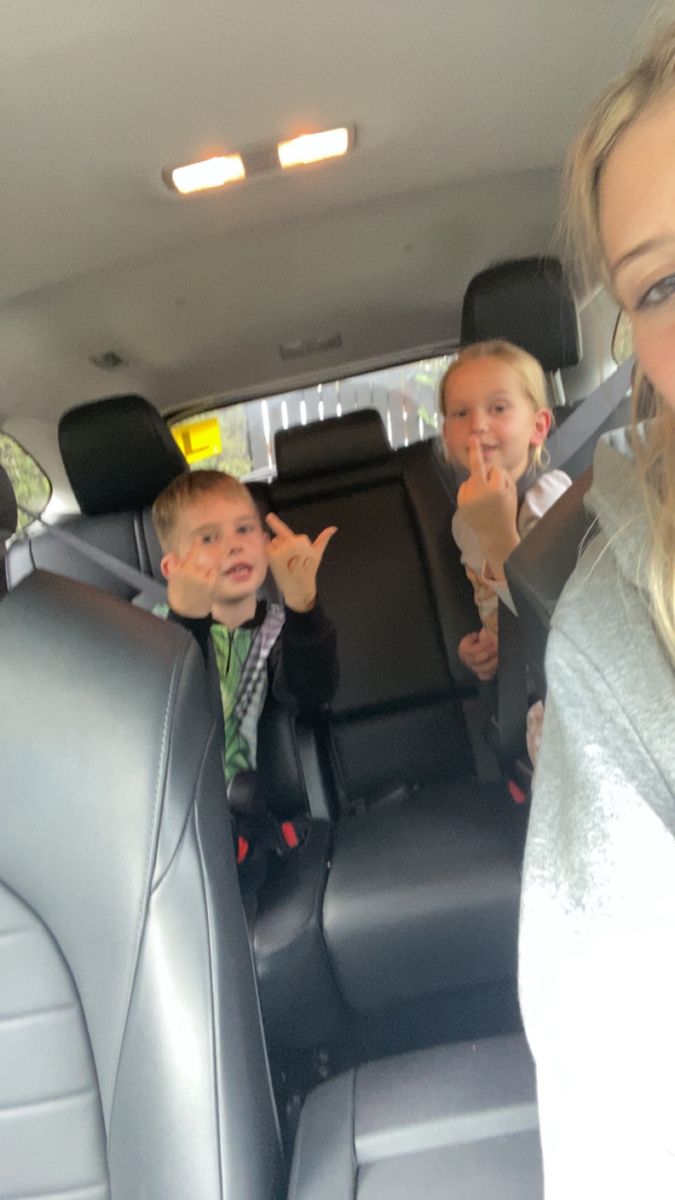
[519,22,675,1200]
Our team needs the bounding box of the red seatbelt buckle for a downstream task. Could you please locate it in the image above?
[280,820,301,849]
[236,835,250,864]
[507,780,527,805]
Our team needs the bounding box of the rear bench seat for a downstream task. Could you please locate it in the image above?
[7,394,524,1054]
[256,411,522,1043]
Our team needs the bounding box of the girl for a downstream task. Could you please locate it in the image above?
[519,22,675,1199]
[441,339,571,686]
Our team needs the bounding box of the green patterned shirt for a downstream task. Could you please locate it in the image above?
[209,623,254,782]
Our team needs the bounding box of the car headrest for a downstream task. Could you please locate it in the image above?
[59,394,188,516]
[461,256,580,372]
[0,467,17,541]
[275,409,393,483]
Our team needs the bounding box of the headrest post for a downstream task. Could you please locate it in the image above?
[550,370,567,408]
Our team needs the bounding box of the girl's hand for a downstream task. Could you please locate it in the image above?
[458,628,499,682]
[457,437,520,579]
[265,513,337,613]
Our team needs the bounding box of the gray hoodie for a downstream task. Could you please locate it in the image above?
[519,427,675,1200]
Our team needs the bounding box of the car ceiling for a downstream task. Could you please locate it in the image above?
[0,0,655,437]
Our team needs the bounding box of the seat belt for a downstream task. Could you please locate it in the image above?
[15,504,167,610]
[546,356,633,471]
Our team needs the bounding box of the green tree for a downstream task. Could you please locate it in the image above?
[0,432,51,530]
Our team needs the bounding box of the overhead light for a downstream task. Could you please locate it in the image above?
[167,154,246,195]
[277,127,351,169]
[162,126,354,196]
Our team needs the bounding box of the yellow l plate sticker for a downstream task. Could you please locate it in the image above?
[172,416,222,464]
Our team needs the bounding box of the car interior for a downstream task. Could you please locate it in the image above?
[0,3,651,1197]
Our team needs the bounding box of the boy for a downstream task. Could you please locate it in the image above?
[152,470,338,788]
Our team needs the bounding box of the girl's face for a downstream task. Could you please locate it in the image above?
[600,92,675,414]
[442,357,550,480]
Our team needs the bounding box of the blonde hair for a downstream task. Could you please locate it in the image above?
[152,469,255,552]
[562,19,675,664]
[439,338,551,470]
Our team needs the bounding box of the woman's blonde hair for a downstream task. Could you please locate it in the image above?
[562,19,675,664]
[439,338,551,470]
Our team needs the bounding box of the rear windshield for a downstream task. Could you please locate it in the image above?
[171,354,453,480]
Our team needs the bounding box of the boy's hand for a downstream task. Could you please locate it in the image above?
[265,513,337,613]
[458,628,498,682]
[163,539,218,618]
[457,437,519,578]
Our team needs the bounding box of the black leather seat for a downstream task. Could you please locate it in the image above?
[0,560,543,1198]
[0,568,283,1199]
[7,397,523,1056]
[6,394,186,597]
[504,467,594,698]
[254,411,522,1048]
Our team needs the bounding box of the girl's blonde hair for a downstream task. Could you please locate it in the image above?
[562,19,675,664]
[439,338,551,470]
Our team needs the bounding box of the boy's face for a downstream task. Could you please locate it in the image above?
[442,358,550,481]
[166,491,268,605]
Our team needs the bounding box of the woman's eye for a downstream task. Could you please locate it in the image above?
[637,274,675,309]
[492,404,506,414]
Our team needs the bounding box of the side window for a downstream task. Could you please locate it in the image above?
[171,353,454,480]
[0,432,51,531]
[612,310,633,365]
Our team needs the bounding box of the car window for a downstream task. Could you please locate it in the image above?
[612,310,633,365]
[171,353,454,479]
[0,432,51,531]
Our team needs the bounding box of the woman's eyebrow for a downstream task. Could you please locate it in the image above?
[610,234,675,279]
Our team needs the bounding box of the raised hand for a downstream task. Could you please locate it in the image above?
[457,436,519,578]
[163,538,218,618]
[265,513,337,613]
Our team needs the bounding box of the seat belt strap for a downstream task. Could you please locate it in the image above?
[16,505,167,610]
[547,356,633,471]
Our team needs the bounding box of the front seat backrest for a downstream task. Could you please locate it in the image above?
[0,570,282,1199]
[504,467,594,698]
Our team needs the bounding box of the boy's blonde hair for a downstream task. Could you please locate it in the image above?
[152,469,256,552]
[439,338,551,469]
[562,18,675,665]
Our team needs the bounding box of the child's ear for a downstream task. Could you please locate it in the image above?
[531,409,552,446]
[160,552,177,580]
